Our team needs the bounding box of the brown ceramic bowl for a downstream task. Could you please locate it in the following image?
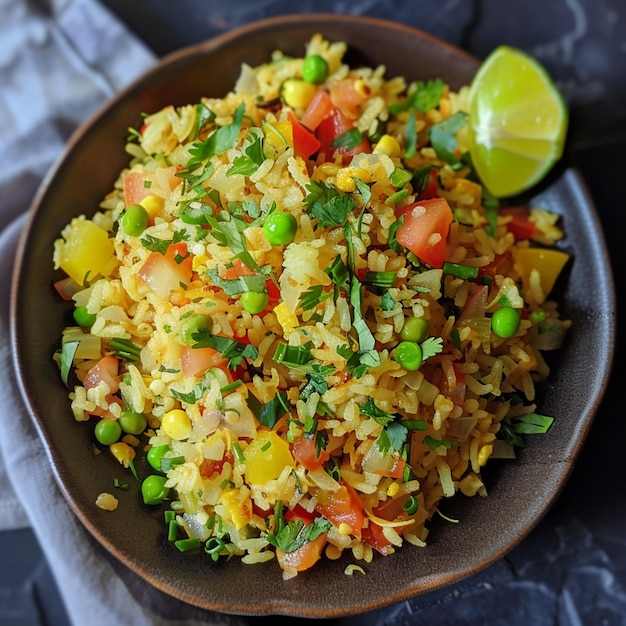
[10,13,615,618]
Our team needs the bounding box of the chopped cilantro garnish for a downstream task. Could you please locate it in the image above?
[191,102,216,140]
[247,391,289,429]
[303,181,356,228]
[377,421,408,455]
[187,101,245,166]
[191,328,258,369]
[266,501,332,553]
[331,128,363,150]
[389,78,445,115]
[226,128,265,177]
[428,111,468,168]
[421,336,444,360]
[141,230,188,255]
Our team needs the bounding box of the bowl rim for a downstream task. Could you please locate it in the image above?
[9,12,616,618]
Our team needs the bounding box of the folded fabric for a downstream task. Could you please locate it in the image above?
[0,0,245,623]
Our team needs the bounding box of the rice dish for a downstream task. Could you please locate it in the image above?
[53,34,571,578]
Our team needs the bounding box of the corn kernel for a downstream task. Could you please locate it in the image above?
[373,134,401,157]
[139,194,164,219]
[281,79,318,109]
[478,444,493,467]
[219,488,253,530]
[338,522,352,536]
[161,409,192,441]
[386,482,400,497]
[335,166,370,192]
[109,442,135,467]
[274,302,298,334]
[95,492,119,511]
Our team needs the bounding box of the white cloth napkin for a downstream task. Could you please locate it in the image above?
[0,1,247,624]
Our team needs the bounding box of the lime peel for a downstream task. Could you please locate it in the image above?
[467,45,568,198]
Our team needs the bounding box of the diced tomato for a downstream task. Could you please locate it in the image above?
[499,206,537,241]
[329,78,369,119]
[315,108,371,164]
[395,198,453,268]
[138,246,192,299]
[83,355,120,393]
[199,451,234,478]
[314,482,365,538]
[265,277,281,302]
[300,88,334,131]
[222,258,256,280]
[164,242,193,278]
[362,522,394,556]
[291,435,331,471]
[124,172,152,206]
[287,112,321,160]
[377,457,406,479]
[276,533,328,572]
[416,167,440,200]
[284,504,318,526]
[123,167,182,207]
[181,346,231,379]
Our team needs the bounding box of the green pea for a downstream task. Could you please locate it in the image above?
[302,54,329,84]
[262,211,298,245]
[120,203,149,236]
[178,313,211,345]
[94,418,122,446]
[119,409,147,435]
[240,291,269,315]
[73,306,97,327]
[392,341,423,371]
[147,444,170,472]
[141,475,170,505]
[491,306,521,338]
[400,316,429,343]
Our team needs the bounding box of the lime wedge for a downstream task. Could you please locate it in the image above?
[467,45,568,198]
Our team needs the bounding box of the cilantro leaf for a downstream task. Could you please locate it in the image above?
[207,268,268,295]
[359,398,395,426]
[266,502,332,553]
[377,421,408,455]
[191,329,258,369]
[226,128,265,177]
[331,128,363,150]
[247,391,289,429]
[389,79,445,115]
[191,102,216,140]
[380,291,397,311]
[421,336,444,360]
[188,101,245,166]
[298,285,332,311]
[141,230,188,255]
[428,111,468,167]
[205,215,262,273]
[304,181,356,228]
